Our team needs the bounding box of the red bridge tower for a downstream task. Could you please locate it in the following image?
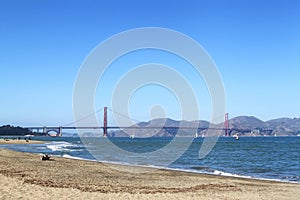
[224,113,230,136]
[103,107,107,137]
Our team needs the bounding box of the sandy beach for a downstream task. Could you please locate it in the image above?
[0,139,44,145]
[0,148,299,200]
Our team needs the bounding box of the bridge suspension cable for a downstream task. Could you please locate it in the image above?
[62,107,104,127]
[107,107,141,124]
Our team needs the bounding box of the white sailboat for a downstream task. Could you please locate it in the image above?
[235,135,239,140]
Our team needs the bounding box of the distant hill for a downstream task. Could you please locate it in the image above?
[265,117,300,136]
[108,118,210,138]
[108,116,300,137]
[229,116,265,130]
[229,116,300,136]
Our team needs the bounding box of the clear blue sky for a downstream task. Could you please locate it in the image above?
[0,0,299,126]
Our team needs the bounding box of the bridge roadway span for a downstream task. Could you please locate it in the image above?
[26,126,229,130]
[26,126,238,136]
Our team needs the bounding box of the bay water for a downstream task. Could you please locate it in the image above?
[1,136,299,183]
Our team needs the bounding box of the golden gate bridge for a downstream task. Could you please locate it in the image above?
[26,107,251,137]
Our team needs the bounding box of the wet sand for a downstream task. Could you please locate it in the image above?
[0,148,299,199]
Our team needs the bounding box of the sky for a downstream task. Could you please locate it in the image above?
[0,0,299,126]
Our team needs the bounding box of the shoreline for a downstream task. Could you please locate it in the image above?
[61,153,300,185]
[2,140,299,185]
[0,148,300,199]
[0,139,45,144]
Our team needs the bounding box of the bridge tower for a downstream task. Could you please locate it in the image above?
[103,107,107,137]
[224,113,230,136]
[58,126,62,137]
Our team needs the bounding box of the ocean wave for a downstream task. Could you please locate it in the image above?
[46,141,81,152]
[212,169,252,178]
[62,154,94,161]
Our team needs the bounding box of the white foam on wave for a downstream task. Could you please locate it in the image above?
[46,141,79,152]
[62,154,94,161]
[62,154,81,159]
[212,170,251,178]
[210,169,299,184]
[249,176,300,184]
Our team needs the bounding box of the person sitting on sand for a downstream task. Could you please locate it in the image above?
[41,154,51,161]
